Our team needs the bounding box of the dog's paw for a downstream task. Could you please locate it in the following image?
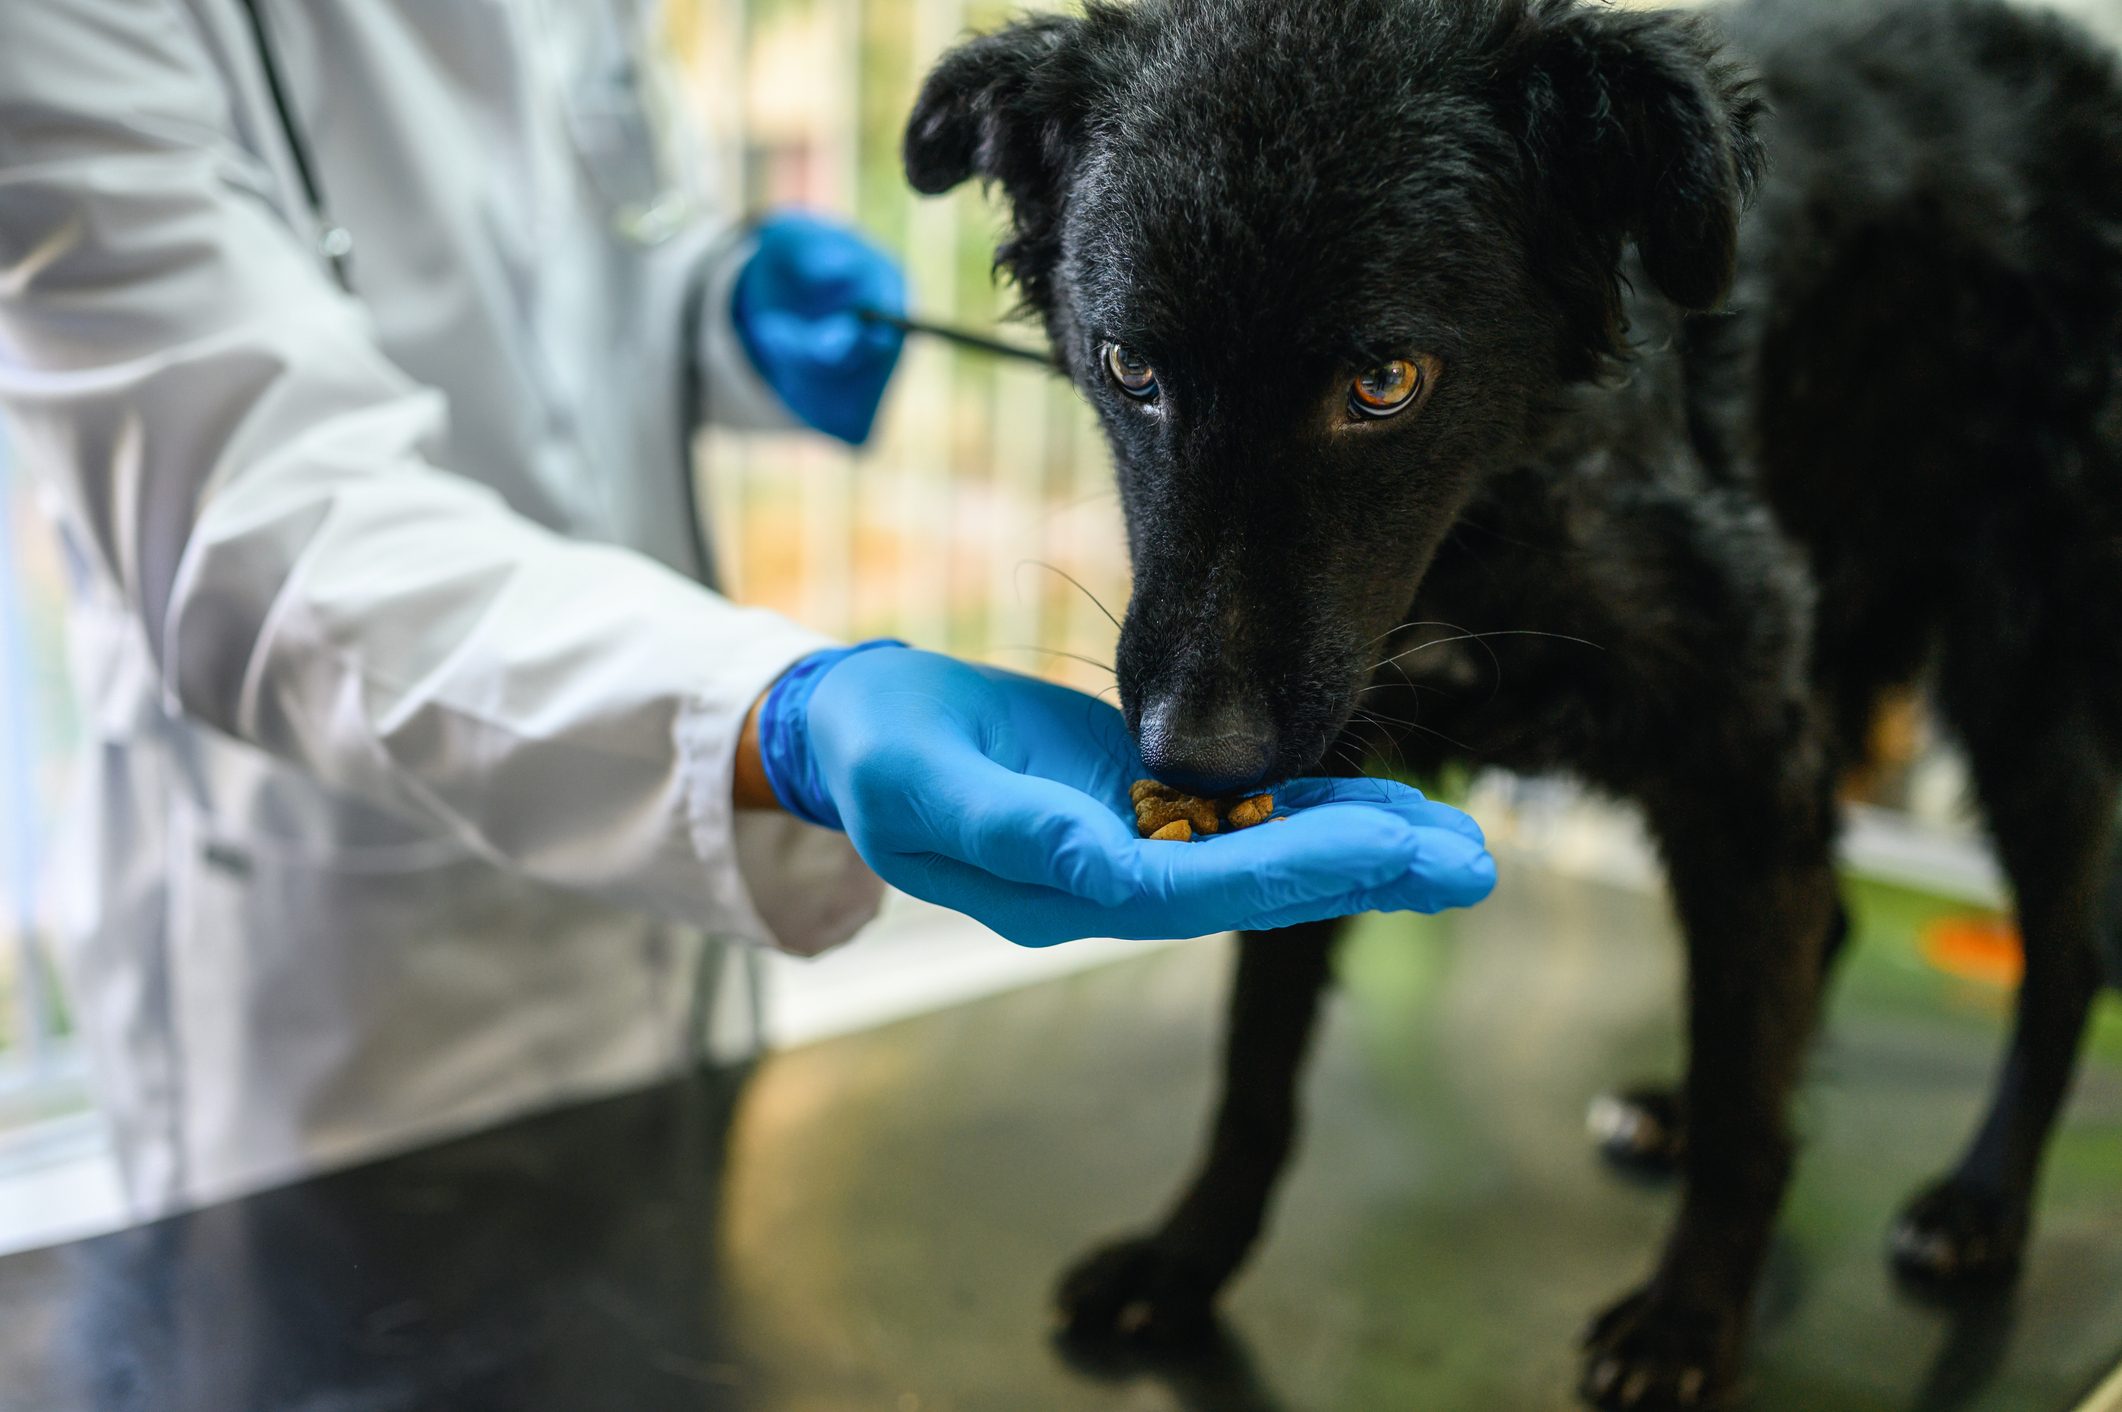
[1588,1086,1687,1177]
[1054,1235,1221,1346]
[1889,1178,2028,1293]
[1578,1286,1737,1410]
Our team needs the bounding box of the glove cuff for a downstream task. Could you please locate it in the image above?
[756,639,909,831]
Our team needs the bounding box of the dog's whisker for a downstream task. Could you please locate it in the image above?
[1359,619,1463,651]
[1351,705,1478,756]
[1018,559,1124,633]
[1350,709,1415,774]
[1330,737,1369,777]
[985,644,1117,675]
[1357,678,1445,700]
[1359,617,1514,655]
[1352,704,1428,732]
[1368,627,1606,674]
[1369,618,1507,695]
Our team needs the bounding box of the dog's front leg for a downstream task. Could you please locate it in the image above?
[1580,768,1838,1411]
[1056,917,1342,1344]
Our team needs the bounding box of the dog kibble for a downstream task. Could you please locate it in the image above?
[1132,780,1277,840]
[1133,781,1221,837]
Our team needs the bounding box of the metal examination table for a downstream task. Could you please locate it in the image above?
[2,866,2119,1411]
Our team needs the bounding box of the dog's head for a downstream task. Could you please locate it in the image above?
[905,0,1763,793]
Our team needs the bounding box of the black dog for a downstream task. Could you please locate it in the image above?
[903,0,2122,1405]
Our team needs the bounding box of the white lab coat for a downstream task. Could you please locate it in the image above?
[0,0,884,1219]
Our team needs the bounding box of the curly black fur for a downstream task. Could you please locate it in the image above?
[906,0,2122,1406]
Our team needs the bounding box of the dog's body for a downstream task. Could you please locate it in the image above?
[905,0,2122,1405]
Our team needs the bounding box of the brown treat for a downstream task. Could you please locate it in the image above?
[1136,796,1219,836]
[1226,793,1275,829]
[1131,780,1220,837]
[1148,819,1193,842]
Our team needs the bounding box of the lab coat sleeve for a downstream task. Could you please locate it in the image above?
[690,229,802,433]
[0,0,883,957]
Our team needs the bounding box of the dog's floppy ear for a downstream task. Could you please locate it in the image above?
[904,13,1091,307]
[1498,0,1766,361]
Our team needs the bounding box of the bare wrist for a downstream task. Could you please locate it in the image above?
[732,688,781,810]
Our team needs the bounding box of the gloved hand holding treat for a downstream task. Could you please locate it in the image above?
[736,643,1496,947]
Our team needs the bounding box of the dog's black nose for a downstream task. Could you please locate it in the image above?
[1137,697,1277,797]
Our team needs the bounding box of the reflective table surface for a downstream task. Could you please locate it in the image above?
[3,868,2119,1411]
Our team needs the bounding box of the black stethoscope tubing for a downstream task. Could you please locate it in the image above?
[239,0,355,292]
[238,1,1053,370]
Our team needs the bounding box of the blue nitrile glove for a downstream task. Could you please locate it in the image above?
[755,643,1497,948]
[731,212,906,446]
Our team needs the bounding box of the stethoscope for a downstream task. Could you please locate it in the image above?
[237,0,355,292]
[235,0,1049,366]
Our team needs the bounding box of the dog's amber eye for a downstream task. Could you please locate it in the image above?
[1103,342,1159,399]
[1350,359,1426,418]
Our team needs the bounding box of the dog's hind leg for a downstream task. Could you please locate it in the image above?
[1589,898,1851,1177]
[1054,917,1342,1344]
[1889,679,2116,1291]
[1581,748,1841,1411]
